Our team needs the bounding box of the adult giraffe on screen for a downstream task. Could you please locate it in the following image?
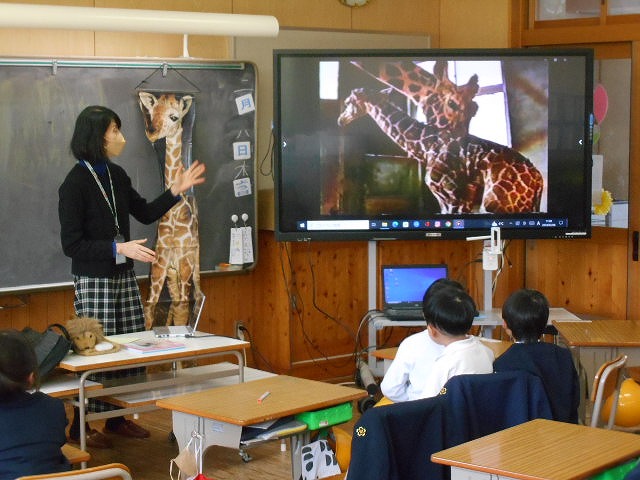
[337,61,543,213]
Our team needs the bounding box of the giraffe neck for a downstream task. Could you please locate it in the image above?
[364,95,444,161]
[163,128,184,189]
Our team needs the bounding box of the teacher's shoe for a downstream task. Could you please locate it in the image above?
[68,429,113,449]
[105,419,151,438]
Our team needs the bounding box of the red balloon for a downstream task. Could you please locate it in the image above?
[594,84,609,124]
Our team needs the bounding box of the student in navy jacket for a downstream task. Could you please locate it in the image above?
[0,330,69,480]
[493,288,580,423]
[58,106,205,447]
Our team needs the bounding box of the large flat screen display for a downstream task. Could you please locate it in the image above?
[273,48,594,241]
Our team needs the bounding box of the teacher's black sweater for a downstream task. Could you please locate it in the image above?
[58,161,178,278]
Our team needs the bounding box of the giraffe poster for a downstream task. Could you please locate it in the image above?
[0,59,257,293]
[137,91,201,328]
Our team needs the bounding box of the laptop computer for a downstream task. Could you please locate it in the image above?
[381,264,448,320]
[153,293,206,338]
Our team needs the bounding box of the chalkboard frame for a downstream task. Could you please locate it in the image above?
[0,57,258,293]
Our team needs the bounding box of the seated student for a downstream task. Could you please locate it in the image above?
[380,284,494,402]
[0,330,70,480]
[493,288,579,423]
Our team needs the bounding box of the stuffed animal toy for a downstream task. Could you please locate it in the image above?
[65,316,121,356]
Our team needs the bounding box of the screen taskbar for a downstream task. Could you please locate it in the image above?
[299,217,570,232]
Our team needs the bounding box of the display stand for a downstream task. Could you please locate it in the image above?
[468,226,502,312]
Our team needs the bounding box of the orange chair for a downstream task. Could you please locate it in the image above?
[590,354,628,428]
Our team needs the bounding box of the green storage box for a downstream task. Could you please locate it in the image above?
[295,402,353,430]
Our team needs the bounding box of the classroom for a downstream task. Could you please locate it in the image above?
[1,1,640,479]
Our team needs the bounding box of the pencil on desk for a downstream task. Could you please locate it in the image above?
[257,391,271,404]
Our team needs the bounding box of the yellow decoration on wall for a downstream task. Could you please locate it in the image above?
[593,190,613,216]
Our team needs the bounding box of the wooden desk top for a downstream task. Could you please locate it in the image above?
[432,419,640,480]
[58,331,248,372]
[552,320,640,347]
[156,375,367,426]
[371,339,512,361]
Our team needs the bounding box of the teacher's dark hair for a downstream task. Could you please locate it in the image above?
[70,106,121,163]
[0,330,39,399]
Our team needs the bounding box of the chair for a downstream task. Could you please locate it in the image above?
[330,425,353,472]
[61,444,90,466]
[590,354,628,428]
[347,371,553,480]
[16,463,132,480]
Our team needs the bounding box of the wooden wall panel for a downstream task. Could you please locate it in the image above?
[93,32,229,58]
[286,241,369,370]
[233,0,350,30]
[94,0,231,58]
[351,0,439,35]
[525,227,628,319]
[439,0,510,48]
[0,30,94,57]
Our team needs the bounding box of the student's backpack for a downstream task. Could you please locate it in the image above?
[21,323,73,378]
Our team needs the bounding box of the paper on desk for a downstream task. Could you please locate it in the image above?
[105,335,141,344]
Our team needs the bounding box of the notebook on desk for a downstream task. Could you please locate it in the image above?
[381,264,448,320]
[153,294,206,338]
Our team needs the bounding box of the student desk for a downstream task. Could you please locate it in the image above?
[57,331,248,456]
[553,320,640,402]
[432,418,640,480]
[40,372,102,398]
[367,308,581,376]
[156,375,367,480]
[371,338,513,374]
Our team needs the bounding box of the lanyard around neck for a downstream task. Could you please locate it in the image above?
[82,160,120,234]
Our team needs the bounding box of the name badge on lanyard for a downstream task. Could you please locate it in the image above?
[114,233,126,264]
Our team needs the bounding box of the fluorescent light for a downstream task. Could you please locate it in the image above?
[0,3,279,37]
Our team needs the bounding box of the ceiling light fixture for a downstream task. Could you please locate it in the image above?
[0,3,279,37]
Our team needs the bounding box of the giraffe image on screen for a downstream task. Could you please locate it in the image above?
[337,60,544,214]
[138,91,202,330]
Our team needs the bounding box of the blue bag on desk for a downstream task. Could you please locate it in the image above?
[21,323,73,378]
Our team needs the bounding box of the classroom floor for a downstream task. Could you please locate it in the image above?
[65,404,358,480]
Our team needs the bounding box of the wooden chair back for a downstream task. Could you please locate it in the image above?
[590,354,628,428]
[16,463,132,480]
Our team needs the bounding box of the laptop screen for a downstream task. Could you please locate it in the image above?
[382,264,448,310]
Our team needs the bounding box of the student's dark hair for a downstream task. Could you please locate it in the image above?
[70,105,121,163]
[423,278,465,301]
[423,278,480,318]
[423,287,477,336]
[501,288,549,343]
[0,330,38,399]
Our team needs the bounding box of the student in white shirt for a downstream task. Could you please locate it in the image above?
[381,283,494,402]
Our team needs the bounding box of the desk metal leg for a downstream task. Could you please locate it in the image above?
[78,371,91,467]
[290,431,311,480]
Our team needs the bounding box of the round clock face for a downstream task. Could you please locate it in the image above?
[340,0,370,6]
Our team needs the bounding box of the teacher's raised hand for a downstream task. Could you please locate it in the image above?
[170,160,206,196]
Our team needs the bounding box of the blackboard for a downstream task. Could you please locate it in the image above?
[0,58,257,293]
